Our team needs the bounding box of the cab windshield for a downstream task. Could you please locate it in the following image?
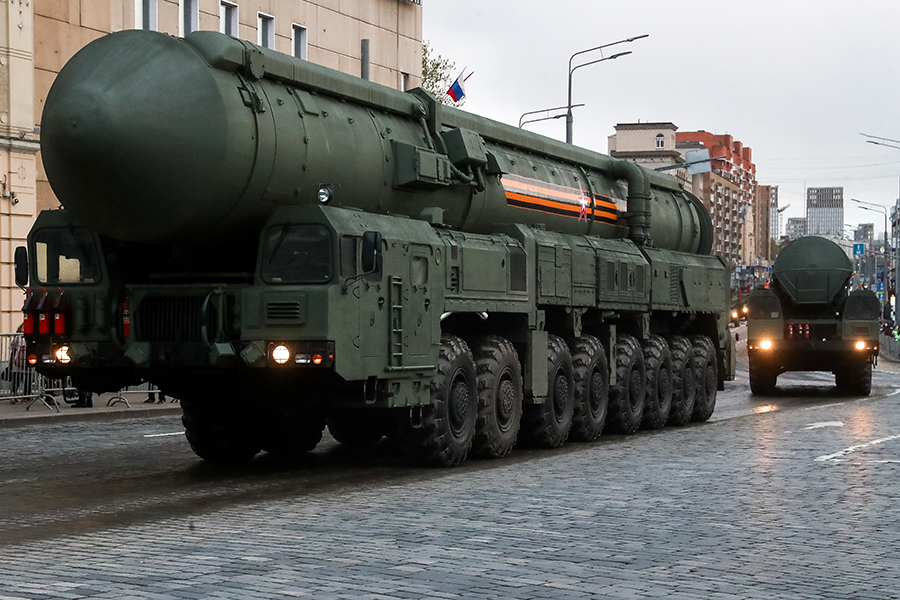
[262,225,332,284]
[34,228,102,285]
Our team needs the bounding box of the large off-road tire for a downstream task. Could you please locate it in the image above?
[666,335,696,426]
[261,413,325,457]
[396,334,477,467]
[838,361,872,396]
[691,335,718,422]
[181,398,262,463]
[567,334,609,442]
[327,411,385,447]
[470,335,523,459]
[640,335,672,430]
[606,334,645,434]
[749,363,777,396]
[521,335,574,448]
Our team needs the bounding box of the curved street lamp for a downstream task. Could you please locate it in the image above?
[519,104,584,129]
[566,34,648,144]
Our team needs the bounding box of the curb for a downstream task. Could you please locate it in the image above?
[0,405,182,429]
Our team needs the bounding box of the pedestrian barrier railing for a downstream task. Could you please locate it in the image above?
[0,333,76,412]
[107,381,173,408]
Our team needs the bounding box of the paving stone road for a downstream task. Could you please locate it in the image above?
[1,350,900,599]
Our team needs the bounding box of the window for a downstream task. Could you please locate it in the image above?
[262,225,332,284]
[34,228,102,285]
[220,1,238,36]
[258,12,274,49]
[136,0,158,31]
[181,0,199,36]
[292,24,308,59]
[655,134,664,149]
[401,72,410,91]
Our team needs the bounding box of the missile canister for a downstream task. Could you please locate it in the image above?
[41,30,712,254]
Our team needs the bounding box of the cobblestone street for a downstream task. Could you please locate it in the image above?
[2,357,900,599]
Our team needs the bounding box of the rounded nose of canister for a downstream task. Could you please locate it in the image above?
[41,30,255,243]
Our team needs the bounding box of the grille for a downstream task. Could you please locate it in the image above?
[267,301,303,321]
[137,296,215,343]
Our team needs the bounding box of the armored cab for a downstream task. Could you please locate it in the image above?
[747,236,880,395]
[20,30,734,467]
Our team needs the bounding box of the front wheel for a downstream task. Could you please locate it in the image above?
[749,362,777,395]
[396,334,477,467]
[181,398,262,463]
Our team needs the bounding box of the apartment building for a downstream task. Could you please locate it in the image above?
[806,187,843,237]
[0,0,423,331]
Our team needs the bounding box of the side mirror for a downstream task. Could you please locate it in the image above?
[361,231,382,275]
[14,246,28,288]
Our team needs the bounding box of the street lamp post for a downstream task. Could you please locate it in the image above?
[851,198,889,294]
[519,104,584,129]
[565,34,648,144]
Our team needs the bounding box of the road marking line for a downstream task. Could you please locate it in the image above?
[143,432,183,438]
[889,389,900,397]
[803,402,845,411]
[804,422,843,430]
[815,434,900,462]
[872,460,900,464]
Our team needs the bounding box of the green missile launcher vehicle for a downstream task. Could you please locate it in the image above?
[19,30,734,466]
[747,236,880,395]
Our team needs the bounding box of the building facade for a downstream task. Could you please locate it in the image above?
[767,185,779,244]
[855,223,874,242]
[676,131,759,267]
[806,186,844,236]
[786,217,807,241]
[755,185,772,262]
[1,0,423,332]
[607,122,691,191]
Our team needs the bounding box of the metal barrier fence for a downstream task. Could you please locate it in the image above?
[0,332,74,412]
[0,333,173,411]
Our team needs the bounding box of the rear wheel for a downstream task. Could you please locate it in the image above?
[470,335,523,459]
[606,334,645,434]
[181,398,262,463]
[568,335,609,442]
[691,335,718,422]
[666,335,696,426]
[396,334,477,467]
[640,335,672,430]
[521,335,574,448]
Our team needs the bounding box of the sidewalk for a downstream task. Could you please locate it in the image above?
[0,392,182,429]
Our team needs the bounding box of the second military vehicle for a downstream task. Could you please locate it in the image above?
[747,236,880,395]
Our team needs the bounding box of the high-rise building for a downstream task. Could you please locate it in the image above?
[756,185,774,261]
[768,186,780,242]
[806,187,844,236]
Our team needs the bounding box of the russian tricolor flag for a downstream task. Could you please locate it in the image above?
[446,68,471,103]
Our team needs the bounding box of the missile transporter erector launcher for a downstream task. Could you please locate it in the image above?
[747,236,880,395]
[21,30,734,466]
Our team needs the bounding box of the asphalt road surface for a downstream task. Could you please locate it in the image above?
[2,327,899,599]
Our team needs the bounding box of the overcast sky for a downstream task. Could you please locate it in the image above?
[423,0,900,237]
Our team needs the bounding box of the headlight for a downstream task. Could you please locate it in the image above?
[760,340,772,350]
[272,344,291,364]
[855,341,867,350]
[742,306,748,314]
[55,346,71,364]
[732,311,739,319]
[317,186,332,204]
